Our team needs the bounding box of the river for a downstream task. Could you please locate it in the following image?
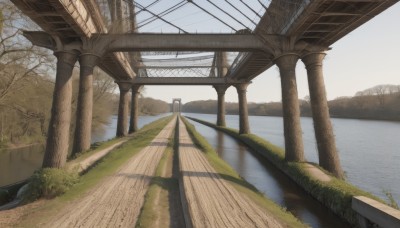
[0,113,170,187]
[184,113,400,227]
[1,112,398,226]
[184,113,400,204]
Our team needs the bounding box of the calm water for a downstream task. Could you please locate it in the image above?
[0,113,170,187]
[186,119,350,228]
[184,113,400,204]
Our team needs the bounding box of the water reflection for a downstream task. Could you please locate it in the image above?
[184,113,400,203]
[188,119,350,228]
[0,113,170,187]
[0,144,45,187]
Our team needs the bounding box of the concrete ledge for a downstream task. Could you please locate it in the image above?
[352,196,400,228]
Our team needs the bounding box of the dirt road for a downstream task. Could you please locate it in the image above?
[178,118,283,228]
[44,117,176,228]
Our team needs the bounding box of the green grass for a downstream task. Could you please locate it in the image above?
[15,115,174,227]
[68,137,124,162]
[135,129,175,228]
[186,117,384,226]
[181,117,308,228]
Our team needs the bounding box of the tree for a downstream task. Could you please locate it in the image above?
[0,1,54,146]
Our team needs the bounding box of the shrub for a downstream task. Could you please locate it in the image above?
[0,188,10,204]
[24,168,79,200]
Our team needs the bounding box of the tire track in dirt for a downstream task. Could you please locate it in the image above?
[44,117,176,228]
[178,118,283,228]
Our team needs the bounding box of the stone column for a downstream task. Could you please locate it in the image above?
[302,52,343,178]
[235,83,250,134]
[116,82,131,137]
[43,51,79,168]
[214,85,229,127]
[129,85,142,133]
[275,53,304,162]
[217,52,228,77]
[72,53,100,156]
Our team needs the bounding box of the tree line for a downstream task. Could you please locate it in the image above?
[183,84,400,121]
[0,2,169,149]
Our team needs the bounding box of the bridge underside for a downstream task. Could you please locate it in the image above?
[10,0,399,183]
[126,77,246,86]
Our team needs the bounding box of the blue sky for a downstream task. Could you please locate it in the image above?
[142,2,400,103]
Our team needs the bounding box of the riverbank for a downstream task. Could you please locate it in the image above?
[186,117,384,226]
[183,111,400,122]
[181,117,306,227]
[0,116,175,227]
[1,115,308,227]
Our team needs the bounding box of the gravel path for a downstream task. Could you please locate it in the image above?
[178,118,283,228]
[44,117,176,228]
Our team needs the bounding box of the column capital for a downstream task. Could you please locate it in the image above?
[234,82,251,92]
[301,52,327,69]
[273,53,300,69]
[54,50,80,67]
[116,81,132,92]
[131,84,143,93]
[79,53,101,68]
[213,85,230,95]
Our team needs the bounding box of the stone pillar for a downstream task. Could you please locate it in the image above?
[116,82,131,137]
[214,85,229,127]
[72,53,100,156]
[129,85,142,133]
[217,52,228,77]
[235,83,250,134]
[43,51,79,168]
[302,52,343,178]
[275,54,304,162]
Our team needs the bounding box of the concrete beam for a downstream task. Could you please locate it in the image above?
[352,196,400,228]
[125,77,247,86]
[101,34,268,52]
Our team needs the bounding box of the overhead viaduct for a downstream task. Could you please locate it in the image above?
[11,0,398,179]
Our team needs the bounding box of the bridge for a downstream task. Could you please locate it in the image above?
[12,0,397,178]
[8,0,399,226]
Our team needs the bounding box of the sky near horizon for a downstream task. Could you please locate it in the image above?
[142,3,400,104]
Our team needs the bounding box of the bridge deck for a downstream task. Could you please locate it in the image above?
[178,118,283,228]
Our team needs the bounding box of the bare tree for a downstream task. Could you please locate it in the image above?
[0,2,54,105]
[0,2,54,145]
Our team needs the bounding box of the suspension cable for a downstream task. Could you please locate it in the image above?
[257,0,268,10]
[187,0,237,32]
[135,2,188,33]
[205,0,250,30]
[123,0,161,17]
[238,0,262,18]
[223,0,257,26]
[137,1,187,30]
[137,1,185,26]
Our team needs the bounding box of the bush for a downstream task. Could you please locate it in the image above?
[0,188,10,204]
[24,168,79,200]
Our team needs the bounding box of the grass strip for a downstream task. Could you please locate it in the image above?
[135,129,175,228]
[181,117,307,228]
[15,115,174,227]
[68,137,125,163]
[186,116,383,226]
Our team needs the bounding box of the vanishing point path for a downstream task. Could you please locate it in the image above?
[45,118,176,228]
[178,118,283,228]
[41,116,282,227]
